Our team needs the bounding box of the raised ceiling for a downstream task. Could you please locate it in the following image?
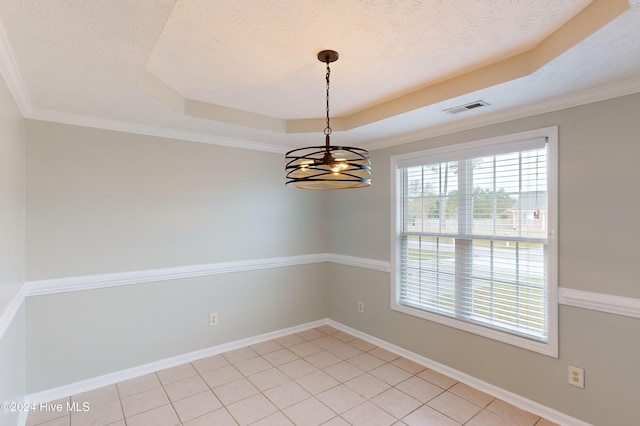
[0,0,639,152]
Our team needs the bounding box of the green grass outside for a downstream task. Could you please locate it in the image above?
[407,281,545,334]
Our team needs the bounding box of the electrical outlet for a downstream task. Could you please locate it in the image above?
[568,365,585,388]
[358,301,364,313]
[209,313,218,327]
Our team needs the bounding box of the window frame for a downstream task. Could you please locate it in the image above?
[390,127,558,357]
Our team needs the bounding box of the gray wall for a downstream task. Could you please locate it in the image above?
[0,71,26,426]
[326,92,640,425]
[27,265,326,391]
[0,307,24,426]
[24,122,328,392]
[25,121,327,280]
[18,92,640,424]
[0,69,24,311]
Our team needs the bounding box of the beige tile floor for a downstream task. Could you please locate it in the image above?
[26,325,559,426]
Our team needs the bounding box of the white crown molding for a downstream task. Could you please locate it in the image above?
[363,75,640,151]
[25,108,288,154]
[136,0,629,139]
[17,74,640,155]
[0,22,287,154]
[2,13,639,156]
[0,22,31,117]
[559,287,640,319]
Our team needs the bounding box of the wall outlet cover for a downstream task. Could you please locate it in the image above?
[568,365,585,388]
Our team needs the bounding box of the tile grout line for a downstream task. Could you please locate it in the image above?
[27,326,554,426]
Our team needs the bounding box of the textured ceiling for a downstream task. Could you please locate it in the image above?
[0,0,639,152]
[147,0,587,118]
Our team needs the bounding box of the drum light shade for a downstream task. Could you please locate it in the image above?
[285,50,371,190]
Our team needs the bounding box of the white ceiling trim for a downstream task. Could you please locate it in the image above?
[366,75,640,151]
[138,0,628,135]
[8,64,640,155]
[0,21,30,117]
[25,107,286,154]
[0,0,638,153]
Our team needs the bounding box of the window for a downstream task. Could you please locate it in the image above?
[391,127,558,356]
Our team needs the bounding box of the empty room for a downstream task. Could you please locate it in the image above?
[1,1,639,425]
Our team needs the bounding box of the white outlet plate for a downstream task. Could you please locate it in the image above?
[568,365,585,388]
[209,313,218,327]
[358,301,364,313]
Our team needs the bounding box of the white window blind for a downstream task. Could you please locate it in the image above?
[392,128,557,354]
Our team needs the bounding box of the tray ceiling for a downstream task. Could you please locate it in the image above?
[0,0,639,152]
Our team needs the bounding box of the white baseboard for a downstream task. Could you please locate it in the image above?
[3,256,636,426]
[326,320,591,426]
[24,319,326,405]
[17,411,28,426]
[23,318,589,426]
[6,256,636,426]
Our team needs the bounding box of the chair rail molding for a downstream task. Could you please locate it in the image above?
[2,255,638,342]
[558,287,640,319]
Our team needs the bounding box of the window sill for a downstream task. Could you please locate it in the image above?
[390,301,558,357]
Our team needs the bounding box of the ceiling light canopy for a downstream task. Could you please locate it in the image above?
[285,50,371,190]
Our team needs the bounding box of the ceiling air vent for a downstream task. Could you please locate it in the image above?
[444,100,490,114]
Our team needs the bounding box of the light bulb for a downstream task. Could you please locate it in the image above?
[300,160,314,171]
[335,158,348,170]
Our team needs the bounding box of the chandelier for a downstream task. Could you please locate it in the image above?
[285,50,371,189]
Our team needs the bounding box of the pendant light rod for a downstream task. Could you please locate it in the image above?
[319,50,339,150]
[284,50,371,190]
